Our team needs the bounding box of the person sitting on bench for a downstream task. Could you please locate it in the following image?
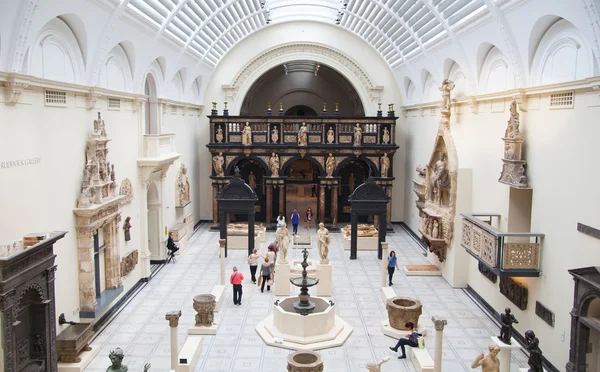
[167,232,179,255]
[389,322,421,359]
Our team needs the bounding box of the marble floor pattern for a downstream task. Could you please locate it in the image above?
[83,221,531,372]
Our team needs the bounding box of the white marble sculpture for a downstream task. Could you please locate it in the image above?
[327,126,335,144]
[242,122,252,146]
[271,126,279,144]
[317,223,330,264]
[353,123,362,146]
[382,127,390,144]
[276,223,290,263]
[215,125,224,143]
[298,122,308,146]
[366,357,390,372]
[381,153,390,178]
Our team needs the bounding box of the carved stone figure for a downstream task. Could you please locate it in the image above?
[298,122,308,146]
[33,334,44,356]
[193,294,216,327]
[431,153,450,205]
[242,122,252,146]
[499,307,519,345]
[439,79,456,113]
[353,123,362,146]
[94,112,107,137]
[471,343,501,372]
[216,125,224,143]
[119,178,133,204]
[99,158,107,181]
[326,153,335,177]
[317,223,330,264]
[432,219,440,239]
[213,152,225,177]
[366,357,390,372]
[110,164,115,182]
[381,153,390,178]
[107,347,150,372]
[248,171,256,191]
[327,126,335,144]
[382,127,390,144]
[177,164,191,206]
[83,162,91,187]
[123,217,132,242]
[348,173,356,193]
[525,330,543,372]
[505,101,521,139]
[271,126,279,144]
[270,152,280,177]
[276,223,290,263]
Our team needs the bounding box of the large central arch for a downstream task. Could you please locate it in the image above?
[226,42,382,115]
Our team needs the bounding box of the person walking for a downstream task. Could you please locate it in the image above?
[260,257,272,292]
[291,209,300,235]
[305,207,313,230]
[230,266,244,306]
[267,245,276,280]
[387,250,399,286]
[276,213,286,228]
[247,248,260,283]
[389,322,421,359]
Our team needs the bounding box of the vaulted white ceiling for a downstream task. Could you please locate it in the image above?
[127,0,497,68]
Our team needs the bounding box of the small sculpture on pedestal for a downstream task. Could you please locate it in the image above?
[381,153,390,178]
[298,122,308,146]
[471,343,500,372]
[525,330,543,372]
[327,126,335,144]
[242,122,252,146]
[353,123,362,146]
[326,153,335,177]
[216,125,224,143]
[193,294,216,327]
[499,101,528,188]
[499,307,519,345]
[270,153,280,177]
[123,217,131,242]
[382,127,390,144]
[366,356,390,372]
[213,152,225,177]
[431,219,440,239]
[107,347,150,372]
[317,223,330,264]
[271,126,279,144]
[94,112,107,137]
[276,223,290,264]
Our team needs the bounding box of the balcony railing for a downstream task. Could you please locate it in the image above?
[143,134,177,158]
[461,213,544,277]
[207,116,398,147]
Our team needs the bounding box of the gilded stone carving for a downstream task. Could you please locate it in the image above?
[269,153,280,176]
[381,154,390,178]
[230,134,242,143]
[284,135,297,143]
[254,135,266,143]
[213,152,225,177]
[242,122,252,146]
[353,123,363,146]
[215,124,224,143]
[309,135,321,143]
[325,154,335,177]
[339,135,352,143]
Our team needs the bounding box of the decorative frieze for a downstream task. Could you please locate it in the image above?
[503,243,539,270]
[478,262,498,283]
[499,276,528,310]
[535,301,555,327]
[120,250,138,277]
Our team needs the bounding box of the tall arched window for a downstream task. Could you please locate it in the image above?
[145,74,158,134]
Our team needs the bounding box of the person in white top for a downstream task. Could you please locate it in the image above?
[276,213,285,228]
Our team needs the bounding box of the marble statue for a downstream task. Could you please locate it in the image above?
[431,153,450,205]
[317,223,330,264]
[242,122,252,146]
[432,219,440,239]
[271,126,279,144]
[381,153,390,178]
[382,127,390,144]
[83,162,92,187]
[499,307,519,345]
[213,152,225,177]
[107,347,150,372]
[471,343,500,372]
[298,122,308,146]
[439,79,456,113]
[366,356,389,372]
[353,123,362,146]
[99,158,107,181]
[326,153,335,177]
[123,217,131,242]
[525,330,543,372]
[327,126,335,144]
[275,223,290,263]
[269,152,280,177]
[106,161,112,181]
[349,173,355,193]
[248,171,256,191]
[216,125,223,143]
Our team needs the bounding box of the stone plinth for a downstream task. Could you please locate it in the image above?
[227,233,261,249]
[491,336,522,372]
[342,233,378,250]
[292,234,312,248]
[386,297,422,330]
[275,262,291,296]
[57,345,101,372]
[287,351,324,372]
[316,262,332,297]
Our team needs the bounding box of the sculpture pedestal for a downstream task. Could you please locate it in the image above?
[227,233,261,249]
[57,345,101,372]
[293,234,312,248]
[491,336,521,372]
[342,234,378,250]
[211,285,226,312]
[275,262,291,296]
[316,262,332,297]
[188,317,219,335]
[177,335,203,372]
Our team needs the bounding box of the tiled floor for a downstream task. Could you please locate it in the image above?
[83,189,529,371]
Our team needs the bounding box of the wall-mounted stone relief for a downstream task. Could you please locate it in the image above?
[176,163,191,207]
[499,101,528,188]
[119,178,133,204]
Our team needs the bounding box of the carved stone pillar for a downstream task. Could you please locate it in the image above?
[266,185,273,225]
[319,185,326,224]
[77,228,97,312]
[166,310,182,370]
[279,184,285,216]
[104,218,122,289]
[331,185,338,226]
[432,316,448,372]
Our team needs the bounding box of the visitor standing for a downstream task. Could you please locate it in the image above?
[260,258,272,292]
[230,266,244,306]
[276,213,286,228]
[387,250,399,286]
[389,322,421,359]
[291,209,300,235]
[247,248,260,283]
[305,207,313,230]
[267,245,276,280]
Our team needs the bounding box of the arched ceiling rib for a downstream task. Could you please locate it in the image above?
[126,0,494,68]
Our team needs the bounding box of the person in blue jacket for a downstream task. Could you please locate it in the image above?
[291,209,300,235]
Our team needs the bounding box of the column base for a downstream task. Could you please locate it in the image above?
[57,345,101,372]
[316,262,332,297]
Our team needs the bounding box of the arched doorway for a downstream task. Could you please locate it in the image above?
[587,298,600,371]
[282,158,321,226]
[147,182,162,260]
[285,105,318,116]
[144,74,158,134]
[339,158,372,223]
[231,158,267,222]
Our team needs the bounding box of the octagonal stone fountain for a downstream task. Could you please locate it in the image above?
[255,248,353,350]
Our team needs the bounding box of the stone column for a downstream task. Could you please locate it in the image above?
[77,228,97,312]
[104,218,121,289]
[266,184,272,225]
[381,242,388,287]
[331,185,338,226]
[279,184,285,216]
[319,184,326,224]
[166,311,182,370]
[212,184,218,224]
[350,213,358,259]
[248,213,255,256]
[219,239,226,286]
[432,316,448,372]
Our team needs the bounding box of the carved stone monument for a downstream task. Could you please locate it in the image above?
[118,178,133,205]
[386,297,423,330]
[499,101,528,188]
[317,223,330,264]
[193,294,216,327]
[276,223,290,264]
[413,165,427,216]
[176,163,191,207]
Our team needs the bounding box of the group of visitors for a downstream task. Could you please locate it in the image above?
[279,208,313,235]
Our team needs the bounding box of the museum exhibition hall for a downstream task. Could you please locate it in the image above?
[1,0,599,371]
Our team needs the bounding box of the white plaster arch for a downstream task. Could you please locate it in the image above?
[228,43,380,115]
[422,71,439,102]
[479,46,515,94]
[168,70,184,101]
[98,43,133,92]
[447,61,469,99]
[142,58,166,97]
[405,78,417,106]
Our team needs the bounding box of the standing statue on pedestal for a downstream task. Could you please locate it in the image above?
[382,127,390,144]
[248,171,256,191]
[271,126,279,144]
[107,347,150,372]
[298,122,308,146]
[317,223,330,264]
[353,123,363,146]
[242,122,252,146]
[213,152,225,177]
[276,223,290,264]
[326,153,335,178]
[431,153,450,205]
[439,79,455,113]
[270,152,280,177]
[327,126,335,144]
[471,343,501,372]
[525,330,543,372]
[94,112,107,137]
[381,153,390,178]
[499,307,519,345]
[216,125,224,143]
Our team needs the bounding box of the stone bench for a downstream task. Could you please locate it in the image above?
[211,285,225,312]
[381,286,396,303]
[177,335,203,372]
[408,346,434,372]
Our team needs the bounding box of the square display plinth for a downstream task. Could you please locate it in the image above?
[293,234,311,248]
[275,262,291,296]
[403,265,441,276]
[57,345,101,372]
[341,234,378,250]
[316,262,332,297]
[189,318,219,335]
[491,336,522,372]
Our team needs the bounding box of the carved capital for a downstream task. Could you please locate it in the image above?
[87,90,102,110]
[132,97,146,112]
[402,108,409,118]
[431,316,448,331]
[165,310,182,327]
[222,85,236,102]
[512,89,527,112]
[5,75,29,105]
[468,98,478,114]
[593,85,600,98]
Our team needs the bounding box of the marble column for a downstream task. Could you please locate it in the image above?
[219,239,226,286]
[319,185,326,224]
[279,185,285,216]
[166,310,182,370]
[432,316,448,372]
[212,185,218,224]
[381,242,388,288]
[331,185,338,226]
[266,185,272,225]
